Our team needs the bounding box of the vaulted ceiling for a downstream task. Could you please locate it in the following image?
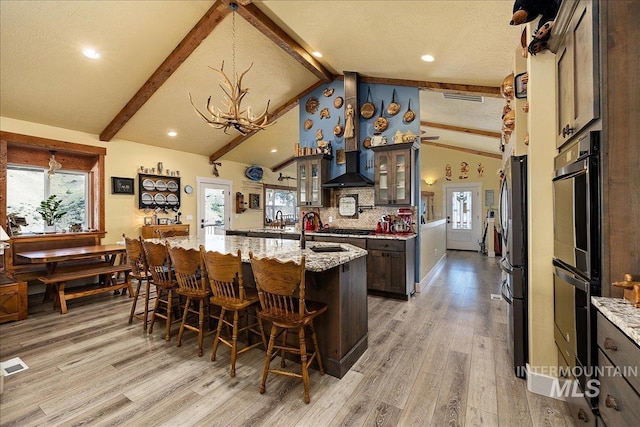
[0,1,521,172]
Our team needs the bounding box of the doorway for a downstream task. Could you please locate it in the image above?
[444,182,482,251]
[197,177,232,239]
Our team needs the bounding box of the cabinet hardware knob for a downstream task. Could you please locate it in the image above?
[577,408,590,422]
[605,395,619,411]
[604,337,618,351]
[562,124,574,138]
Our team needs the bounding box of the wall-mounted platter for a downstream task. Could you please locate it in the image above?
[154,193,166,205]
[141,192,153,205]
[155,179,167,191]
[167,194,179,206]
[142,179,155,191]
[166,181,179,192]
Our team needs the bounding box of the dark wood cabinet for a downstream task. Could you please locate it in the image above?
[552,0,600,149]
[596,311,640,427]
[297,155,331,207]
[366,238,415,299]
[138,173,181,210]
[0,273,28,323]
[372,142,417,206]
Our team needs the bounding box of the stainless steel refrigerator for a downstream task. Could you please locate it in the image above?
[499,155,528,378]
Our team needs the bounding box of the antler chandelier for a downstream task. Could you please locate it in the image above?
[190,3,275,136]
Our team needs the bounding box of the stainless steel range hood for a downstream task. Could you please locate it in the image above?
[322,71,373,188]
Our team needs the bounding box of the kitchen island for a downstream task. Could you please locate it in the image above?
[158,235,368,378]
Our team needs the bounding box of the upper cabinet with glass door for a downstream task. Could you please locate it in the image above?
[372,142,417,206]
[296,154,331,207]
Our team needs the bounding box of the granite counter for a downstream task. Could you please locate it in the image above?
[592,297,640,347]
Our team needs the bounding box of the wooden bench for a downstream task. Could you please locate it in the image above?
[39,264,132,314]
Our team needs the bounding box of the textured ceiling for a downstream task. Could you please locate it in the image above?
[0,1,521,168]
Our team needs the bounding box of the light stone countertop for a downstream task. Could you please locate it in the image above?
[238,228,417,240]
[153,235,367,273]
[592,296,640,347]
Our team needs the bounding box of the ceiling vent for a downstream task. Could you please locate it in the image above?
[442,93,484,103]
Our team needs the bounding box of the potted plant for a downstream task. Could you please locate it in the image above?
[37,195,67,233]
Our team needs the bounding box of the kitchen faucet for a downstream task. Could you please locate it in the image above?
[300,211,322,250]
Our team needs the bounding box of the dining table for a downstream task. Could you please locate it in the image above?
[16,244,127,301]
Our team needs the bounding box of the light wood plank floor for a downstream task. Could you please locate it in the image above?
[0,251,574,426]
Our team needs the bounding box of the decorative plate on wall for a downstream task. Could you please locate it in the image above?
[142,179,155,191]
[154,179,167,191]
[167,194,179,205]
[245,166,264,181]
[154,193,166,205]
[141,192,153,205]
[166,181,179,192]
[305,96,319,114]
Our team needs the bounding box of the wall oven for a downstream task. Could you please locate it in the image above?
[552,130,600,411]
[552,130,600,280]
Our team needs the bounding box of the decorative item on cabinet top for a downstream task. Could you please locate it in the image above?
[137,173,180,209]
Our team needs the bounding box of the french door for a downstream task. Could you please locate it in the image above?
[197,177,232,239]
[444,183,482,251]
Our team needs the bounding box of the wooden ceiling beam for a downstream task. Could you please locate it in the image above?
[237,3,333,82]
[421,121,501,139]
[421,140,501,159]
[99,1,230,141]
[209,80,326,162]
[359,76,501,98]
[271,156,295,173]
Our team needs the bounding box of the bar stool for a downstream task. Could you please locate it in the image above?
[144,240,179,341]
[248,253,327,404]
[167,243,212,356]
[124,234,152,331]
[200,247,266,377]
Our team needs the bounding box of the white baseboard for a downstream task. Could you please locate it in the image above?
[416,253,447,293]
[526,363,565,401]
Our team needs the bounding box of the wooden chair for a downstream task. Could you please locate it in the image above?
[167,243,212,356]
[124,234,153,331]
[143,240,179,341]
[248,253,327,404]
[200,247,266,377]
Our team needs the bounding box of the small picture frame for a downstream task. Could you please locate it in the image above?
[249,193,260,209]
[157,218,169,225]
[111,177,134,194]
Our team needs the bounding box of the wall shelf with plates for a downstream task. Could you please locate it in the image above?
[137,173,181,209]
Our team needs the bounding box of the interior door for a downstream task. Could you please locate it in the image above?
[197,178,232,239]
[445,184,482,251]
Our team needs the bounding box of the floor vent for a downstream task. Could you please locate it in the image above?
[490,293,502,301]
[442,92,484,103]
[1,357,29,376]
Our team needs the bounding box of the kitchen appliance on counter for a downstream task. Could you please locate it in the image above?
[552,131,600,408]
[499,154,528,378]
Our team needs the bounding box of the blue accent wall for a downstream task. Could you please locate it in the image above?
[299,80,420,181]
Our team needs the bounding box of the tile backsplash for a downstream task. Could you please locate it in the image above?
[304,188,416,230]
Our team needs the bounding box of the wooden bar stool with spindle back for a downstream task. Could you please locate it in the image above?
[124,234,153,331]
[167,243,212,357]
[248,252,327,404]
[200,247,267,377]
[143,240,180,341]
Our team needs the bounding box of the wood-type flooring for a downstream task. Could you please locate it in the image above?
[0,250,574,426]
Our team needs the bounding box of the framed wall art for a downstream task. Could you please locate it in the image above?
[249,193,260,209]
[111,177,134,194]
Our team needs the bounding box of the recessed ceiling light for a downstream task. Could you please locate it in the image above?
[421,54,435,62]
[82,48,100,59]
[167,131,177,137]
[270,148,278,153]
[312,51,323,58]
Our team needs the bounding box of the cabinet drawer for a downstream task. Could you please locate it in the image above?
[557,347,596,426]
[0,279,28,323]
[596,312,640,392]
[367,239,405,252]
[598,349,640,427]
